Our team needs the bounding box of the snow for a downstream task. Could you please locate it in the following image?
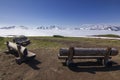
[0,28,120,37]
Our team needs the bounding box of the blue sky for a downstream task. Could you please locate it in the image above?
[0,0,120,27]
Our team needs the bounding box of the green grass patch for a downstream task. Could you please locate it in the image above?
[0,37,14,51]
[95,34,120,38]
[28,36,120,48]
[0,37,5,51]
[27,37,64,50]
[0,36,120,52]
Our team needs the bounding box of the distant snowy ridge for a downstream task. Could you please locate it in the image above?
[80,24,120,31]
[1,24,120,31]
[0,26,28,30]
[36,25,120,31]
[0,25,120,37]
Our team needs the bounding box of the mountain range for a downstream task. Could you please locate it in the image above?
[0,24,120,31]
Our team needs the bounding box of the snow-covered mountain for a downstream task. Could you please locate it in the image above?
[0,24,120,31]
[0,26,28,30]
[0,26,15,29]
[36,24,120,31]
[0,25,120,37]
[79,24,120,31]
[36,25,59,30]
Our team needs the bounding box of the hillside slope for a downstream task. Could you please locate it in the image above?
[0,37,120,80]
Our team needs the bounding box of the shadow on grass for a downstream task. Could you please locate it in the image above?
[62,61,120,74]
[4,50,41,70]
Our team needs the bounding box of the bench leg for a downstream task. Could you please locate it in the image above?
[104,58,112,67]
[65,58,74,66]
[15,57,22,65]
[104,47,112,67]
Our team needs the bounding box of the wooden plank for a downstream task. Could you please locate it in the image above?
[58,54,111,59]
[59,47,118,56]
[7,41,27,55]
[27,51,36,58]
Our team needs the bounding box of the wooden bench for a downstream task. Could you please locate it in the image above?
[58,47,118,67]
[6,41,36,64]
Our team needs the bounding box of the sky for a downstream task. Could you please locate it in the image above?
[0,0,120,27]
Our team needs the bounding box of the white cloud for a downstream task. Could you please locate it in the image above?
[0,28,120,37]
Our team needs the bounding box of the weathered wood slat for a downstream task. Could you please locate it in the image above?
[7,41,27,55]
[27,51,36,58]
[6,41,36,58]
[59,48,118,56]
[58,54,111,59]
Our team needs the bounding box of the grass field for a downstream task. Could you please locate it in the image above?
[0,36,120,51]
[0,36,120,80]
[94,34,120,38]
